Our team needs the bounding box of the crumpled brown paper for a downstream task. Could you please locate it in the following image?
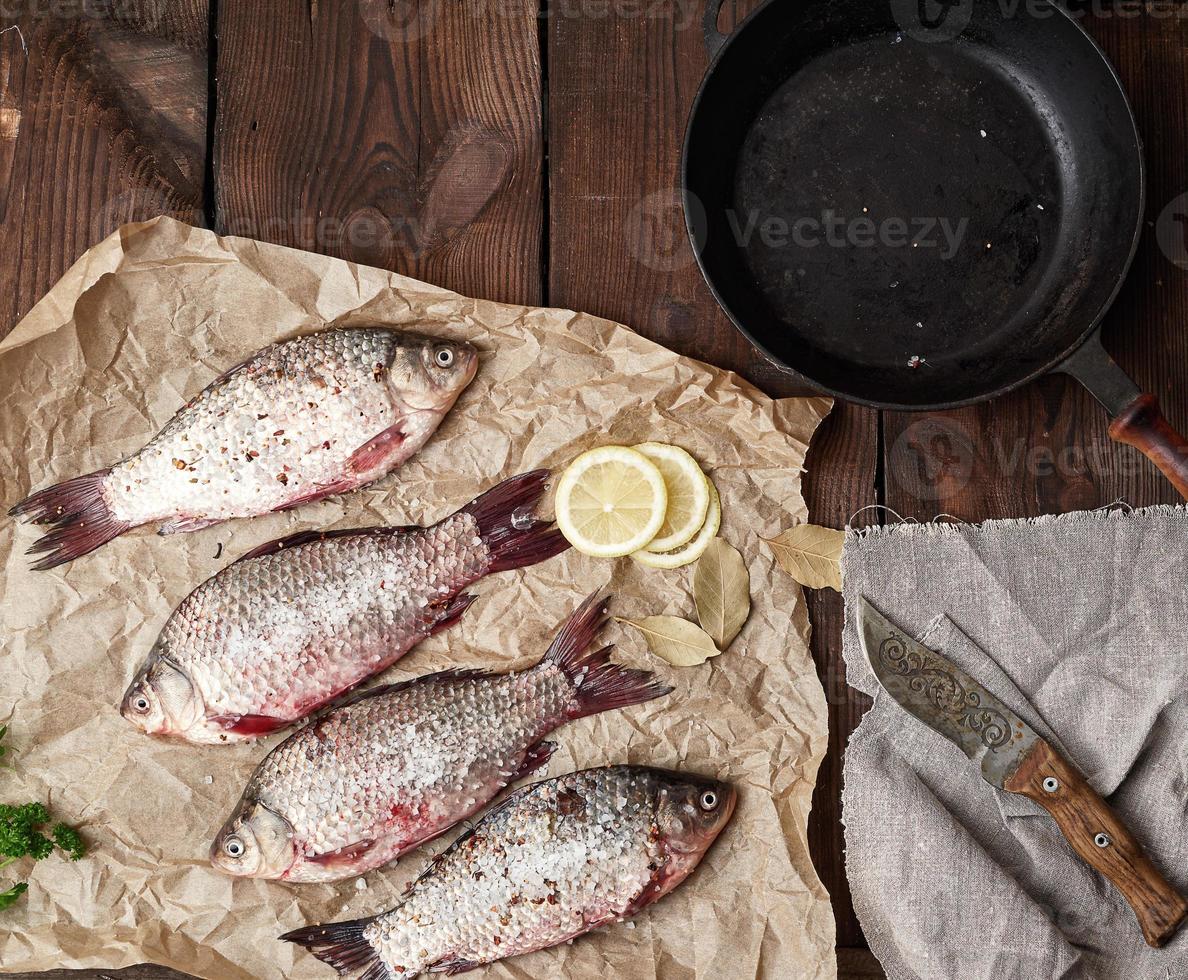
[0,217,834,979]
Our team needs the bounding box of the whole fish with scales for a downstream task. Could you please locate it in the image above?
[120,471,568,742]
[209,593,671,882]
[282,765,736,979]
[10,327,477,568]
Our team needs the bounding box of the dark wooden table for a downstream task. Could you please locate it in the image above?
[3,2,1187,978]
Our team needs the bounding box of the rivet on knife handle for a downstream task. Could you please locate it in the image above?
[1004,738,1188,948]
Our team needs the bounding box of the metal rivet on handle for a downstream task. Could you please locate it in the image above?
[1042,777,1060,793]
[1095,833,1112,848]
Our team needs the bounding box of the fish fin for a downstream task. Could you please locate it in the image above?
[9,469,134,570]
[330,667,492,712]
[271,476,358,513]
[562,644,672,720]
[209,713,291,737]
[307,838,378,871]
[157,515,221,536]
[622,862,673,918]
[236,525,417,563]
[428,957,483,976]
[382,824,453,869]
[347,423,408,476]
[281,917,391,978]
[542,592,673,720]
[427,592,477,636]
[457,470,569,574]
[205,346,267,392]
[508,740,557,782]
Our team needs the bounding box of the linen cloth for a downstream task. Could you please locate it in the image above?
[841,506,1188,979]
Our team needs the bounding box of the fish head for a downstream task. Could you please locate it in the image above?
[387,333,478,413]
[649,770,737,897]
[210,799,297,879]
[120,657,204,736]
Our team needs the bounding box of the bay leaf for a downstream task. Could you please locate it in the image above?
[764,523,844,592]
[693,538,750,649]
[616,615,720,667]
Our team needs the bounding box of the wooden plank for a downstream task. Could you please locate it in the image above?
[804,408,878,950]
[838,946,887,980]
[547,0,881,955]
[214,0,543,306]
[883,9,1188,520]
[0,0,209,337]
[1,5,207,978]
[548,0,792,392]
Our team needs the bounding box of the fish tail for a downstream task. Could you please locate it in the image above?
[544,592,674,719]
[459,469,569,574]
[9,469,132,570]
[281,917,393,979]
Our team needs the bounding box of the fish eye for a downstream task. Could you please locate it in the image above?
[224,836,245,858]
[133,695,150,713]
[434,346,455,368]
[698,790,719,811]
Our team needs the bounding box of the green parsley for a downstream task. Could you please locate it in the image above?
[0,725,86,908]
[0,882,28,911]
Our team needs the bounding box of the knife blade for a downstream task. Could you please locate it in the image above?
[857,596,1188,948]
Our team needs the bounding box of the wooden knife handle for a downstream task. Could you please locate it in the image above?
[1004,739,1188,947]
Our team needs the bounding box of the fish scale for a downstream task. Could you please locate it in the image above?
[121,471,570,743]
[282,766,736,979]
[209,594,672,884]
[256,668,573,881]
[109,330,405,523]
[167,518,480,728]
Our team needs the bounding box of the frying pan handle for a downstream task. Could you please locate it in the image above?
[1108,396,1188,499]
[703,0,729,58]
[1060,339,1188,500]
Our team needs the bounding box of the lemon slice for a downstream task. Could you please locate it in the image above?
[633,442,711,553]
[555,446,669,558]
[633,481,721,569]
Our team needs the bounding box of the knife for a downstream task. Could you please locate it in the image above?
[856,596,1188,948]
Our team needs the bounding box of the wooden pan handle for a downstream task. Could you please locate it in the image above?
[1109,394,1188,500]
[1004,739,1188,948]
